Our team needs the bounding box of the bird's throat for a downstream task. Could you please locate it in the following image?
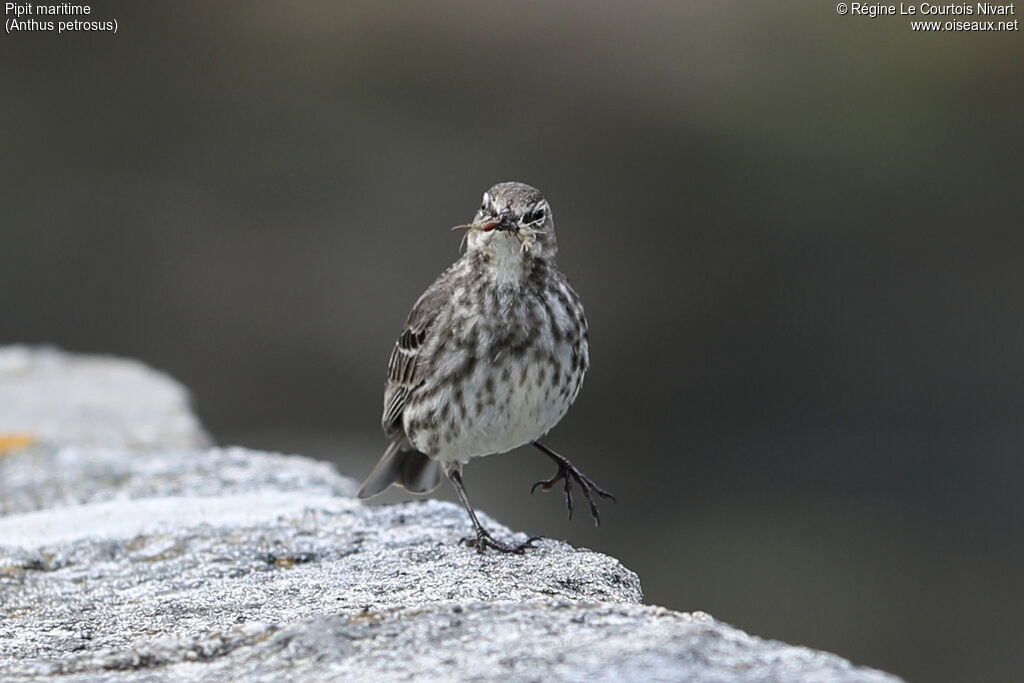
[473,233,527,286]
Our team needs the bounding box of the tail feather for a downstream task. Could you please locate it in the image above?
[357,438,442,498]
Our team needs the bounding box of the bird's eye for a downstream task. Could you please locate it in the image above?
[525,206,546,224]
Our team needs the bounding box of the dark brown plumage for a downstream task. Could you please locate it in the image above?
[358,182,613,552]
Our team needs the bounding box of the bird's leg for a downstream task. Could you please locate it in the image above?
[530,441,616,526]
[447,468,537,554]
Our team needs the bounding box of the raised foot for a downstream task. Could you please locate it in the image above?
[530,453,616,526]
[460,531,541,554]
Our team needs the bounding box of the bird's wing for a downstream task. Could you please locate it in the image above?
[381,272,454,437]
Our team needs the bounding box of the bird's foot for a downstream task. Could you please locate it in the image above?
[460,530,540,554]
[531,458,616,525]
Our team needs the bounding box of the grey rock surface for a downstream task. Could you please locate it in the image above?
[0,345,210,450]
[0,444,355,517]
[0,348,900,682]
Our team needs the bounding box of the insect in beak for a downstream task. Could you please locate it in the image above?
[451,219,499,232]
[452,215,517,233]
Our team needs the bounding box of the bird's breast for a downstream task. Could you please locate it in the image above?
[403,283,586,464]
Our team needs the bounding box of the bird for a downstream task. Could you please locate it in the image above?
[357,181,614,553]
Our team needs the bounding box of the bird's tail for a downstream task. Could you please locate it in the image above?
[357,437,442,499]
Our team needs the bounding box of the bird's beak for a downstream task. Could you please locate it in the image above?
[453,216,518,233]
[493,215,519,233]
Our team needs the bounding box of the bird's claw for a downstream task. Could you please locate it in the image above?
[460,531,540,554]
[530,460,615,526]
[530,474,560,494]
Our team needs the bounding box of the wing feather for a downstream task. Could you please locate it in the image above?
[381,272,454,437]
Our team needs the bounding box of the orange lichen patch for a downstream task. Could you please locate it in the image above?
[0,433,36,455]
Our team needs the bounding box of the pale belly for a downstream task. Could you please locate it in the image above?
[405,350,578,464]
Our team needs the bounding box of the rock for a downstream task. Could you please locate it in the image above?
[0,445,355,517]
[0,348,901,681]
[0,345,209,451]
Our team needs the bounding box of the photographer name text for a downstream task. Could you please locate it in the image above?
[837,2,1018,29]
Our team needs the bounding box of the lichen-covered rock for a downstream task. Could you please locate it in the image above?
[0,345,209,450]
[0,347,900,681]
[0,445,355,516]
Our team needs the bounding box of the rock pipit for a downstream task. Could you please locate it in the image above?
[358,182,614,552]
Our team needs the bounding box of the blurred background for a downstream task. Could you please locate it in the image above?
[3,2,1022,680]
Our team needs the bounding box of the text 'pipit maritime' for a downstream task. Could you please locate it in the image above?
[358,182,614,553]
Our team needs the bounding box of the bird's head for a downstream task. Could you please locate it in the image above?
[457,182,557,262]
